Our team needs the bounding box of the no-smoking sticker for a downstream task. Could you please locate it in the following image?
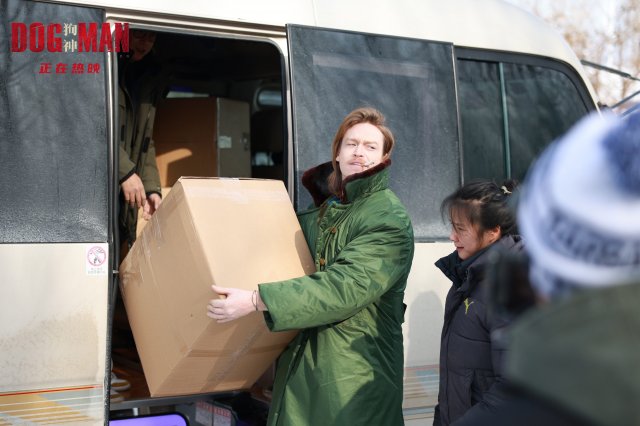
[86,244,108,276]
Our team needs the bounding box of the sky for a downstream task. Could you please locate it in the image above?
[505,0,638,108]
[505,0,620,43]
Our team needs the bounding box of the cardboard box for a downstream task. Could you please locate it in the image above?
[153,98,251,188]
[139,97,252,238]
[119,177,315,396]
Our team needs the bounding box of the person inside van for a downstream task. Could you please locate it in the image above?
[118,29,163,249]
[433,179,524,426]
[113,28,165,402]
[206,107,415,426]
[454,111,640,426]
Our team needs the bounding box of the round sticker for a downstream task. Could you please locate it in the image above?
[87,246,107,266]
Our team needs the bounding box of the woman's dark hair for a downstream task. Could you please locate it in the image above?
[441,179,518,236]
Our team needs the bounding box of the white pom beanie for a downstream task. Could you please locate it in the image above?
[517,111,640,298]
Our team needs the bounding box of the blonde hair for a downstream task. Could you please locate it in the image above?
[328,107,395,196]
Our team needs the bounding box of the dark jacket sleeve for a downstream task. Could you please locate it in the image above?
[119,145,136,183]
[451,386,599,426]
[118,86,136,182]
[138,103,162,195]
[433,403,441,426]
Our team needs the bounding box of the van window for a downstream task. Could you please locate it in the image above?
[287,25,460,240]
[0,0,108,243]
[457,57,592,182]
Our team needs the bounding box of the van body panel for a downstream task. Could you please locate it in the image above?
[53,0,598,102]
[1,0,110,422]
[403,243,454,367]
[401,241,454,422]
[1,0,599,423]
[0,386,104,425]
[0,243,108,424]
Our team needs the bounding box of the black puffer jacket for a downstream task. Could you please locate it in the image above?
[433,235,524,426]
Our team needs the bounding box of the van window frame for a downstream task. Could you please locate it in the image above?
[286,24,461,242]
[453,47,596,183]
[455,47,596,110]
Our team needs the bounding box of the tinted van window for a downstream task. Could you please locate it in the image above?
[0,1,108,243]
[457,57,592,183]
[288,25,460,240]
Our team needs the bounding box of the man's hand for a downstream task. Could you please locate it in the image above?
[142,192,162,220]
[121,173,146,209]
[207,285,255,323]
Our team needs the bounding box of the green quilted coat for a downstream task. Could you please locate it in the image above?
[259,160,415,426]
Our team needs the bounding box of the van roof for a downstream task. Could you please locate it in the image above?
[54,0,598,101]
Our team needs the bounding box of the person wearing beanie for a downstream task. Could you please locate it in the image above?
[454,111,640,426]
[433,179,524,426]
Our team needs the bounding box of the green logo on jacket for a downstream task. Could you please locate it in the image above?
[464,297,475,315]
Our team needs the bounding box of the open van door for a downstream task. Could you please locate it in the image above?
[286,24,461,421]
[0,1,111,424]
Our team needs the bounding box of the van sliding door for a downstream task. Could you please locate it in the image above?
[287,24,459,241]
[0,1,109,424]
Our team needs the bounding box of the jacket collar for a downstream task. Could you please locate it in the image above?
[301,162,333,207]
[435,246,489,291]
[435,235,525,291]
[302,159,391,207]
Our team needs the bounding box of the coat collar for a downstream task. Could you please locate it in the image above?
[302,159,391,207]
[301,162,333,207]
[435,235,525,292]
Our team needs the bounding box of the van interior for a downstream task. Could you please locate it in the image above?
[111,29,284,413]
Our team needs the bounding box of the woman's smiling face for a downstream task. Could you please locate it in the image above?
[449,208,500,260]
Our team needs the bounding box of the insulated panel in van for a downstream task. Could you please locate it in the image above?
[153,97,252,188]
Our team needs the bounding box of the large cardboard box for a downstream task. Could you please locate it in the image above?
[119,177,315,396]
[135,97,251,238]
[153,97,251,188]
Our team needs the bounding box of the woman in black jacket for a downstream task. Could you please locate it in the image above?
[433,180,524,426]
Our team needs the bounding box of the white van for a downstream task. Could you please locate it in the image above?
[0,0,598,424]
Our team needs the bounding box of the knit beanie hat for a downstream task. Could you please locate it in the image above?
[517,111,640,298]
